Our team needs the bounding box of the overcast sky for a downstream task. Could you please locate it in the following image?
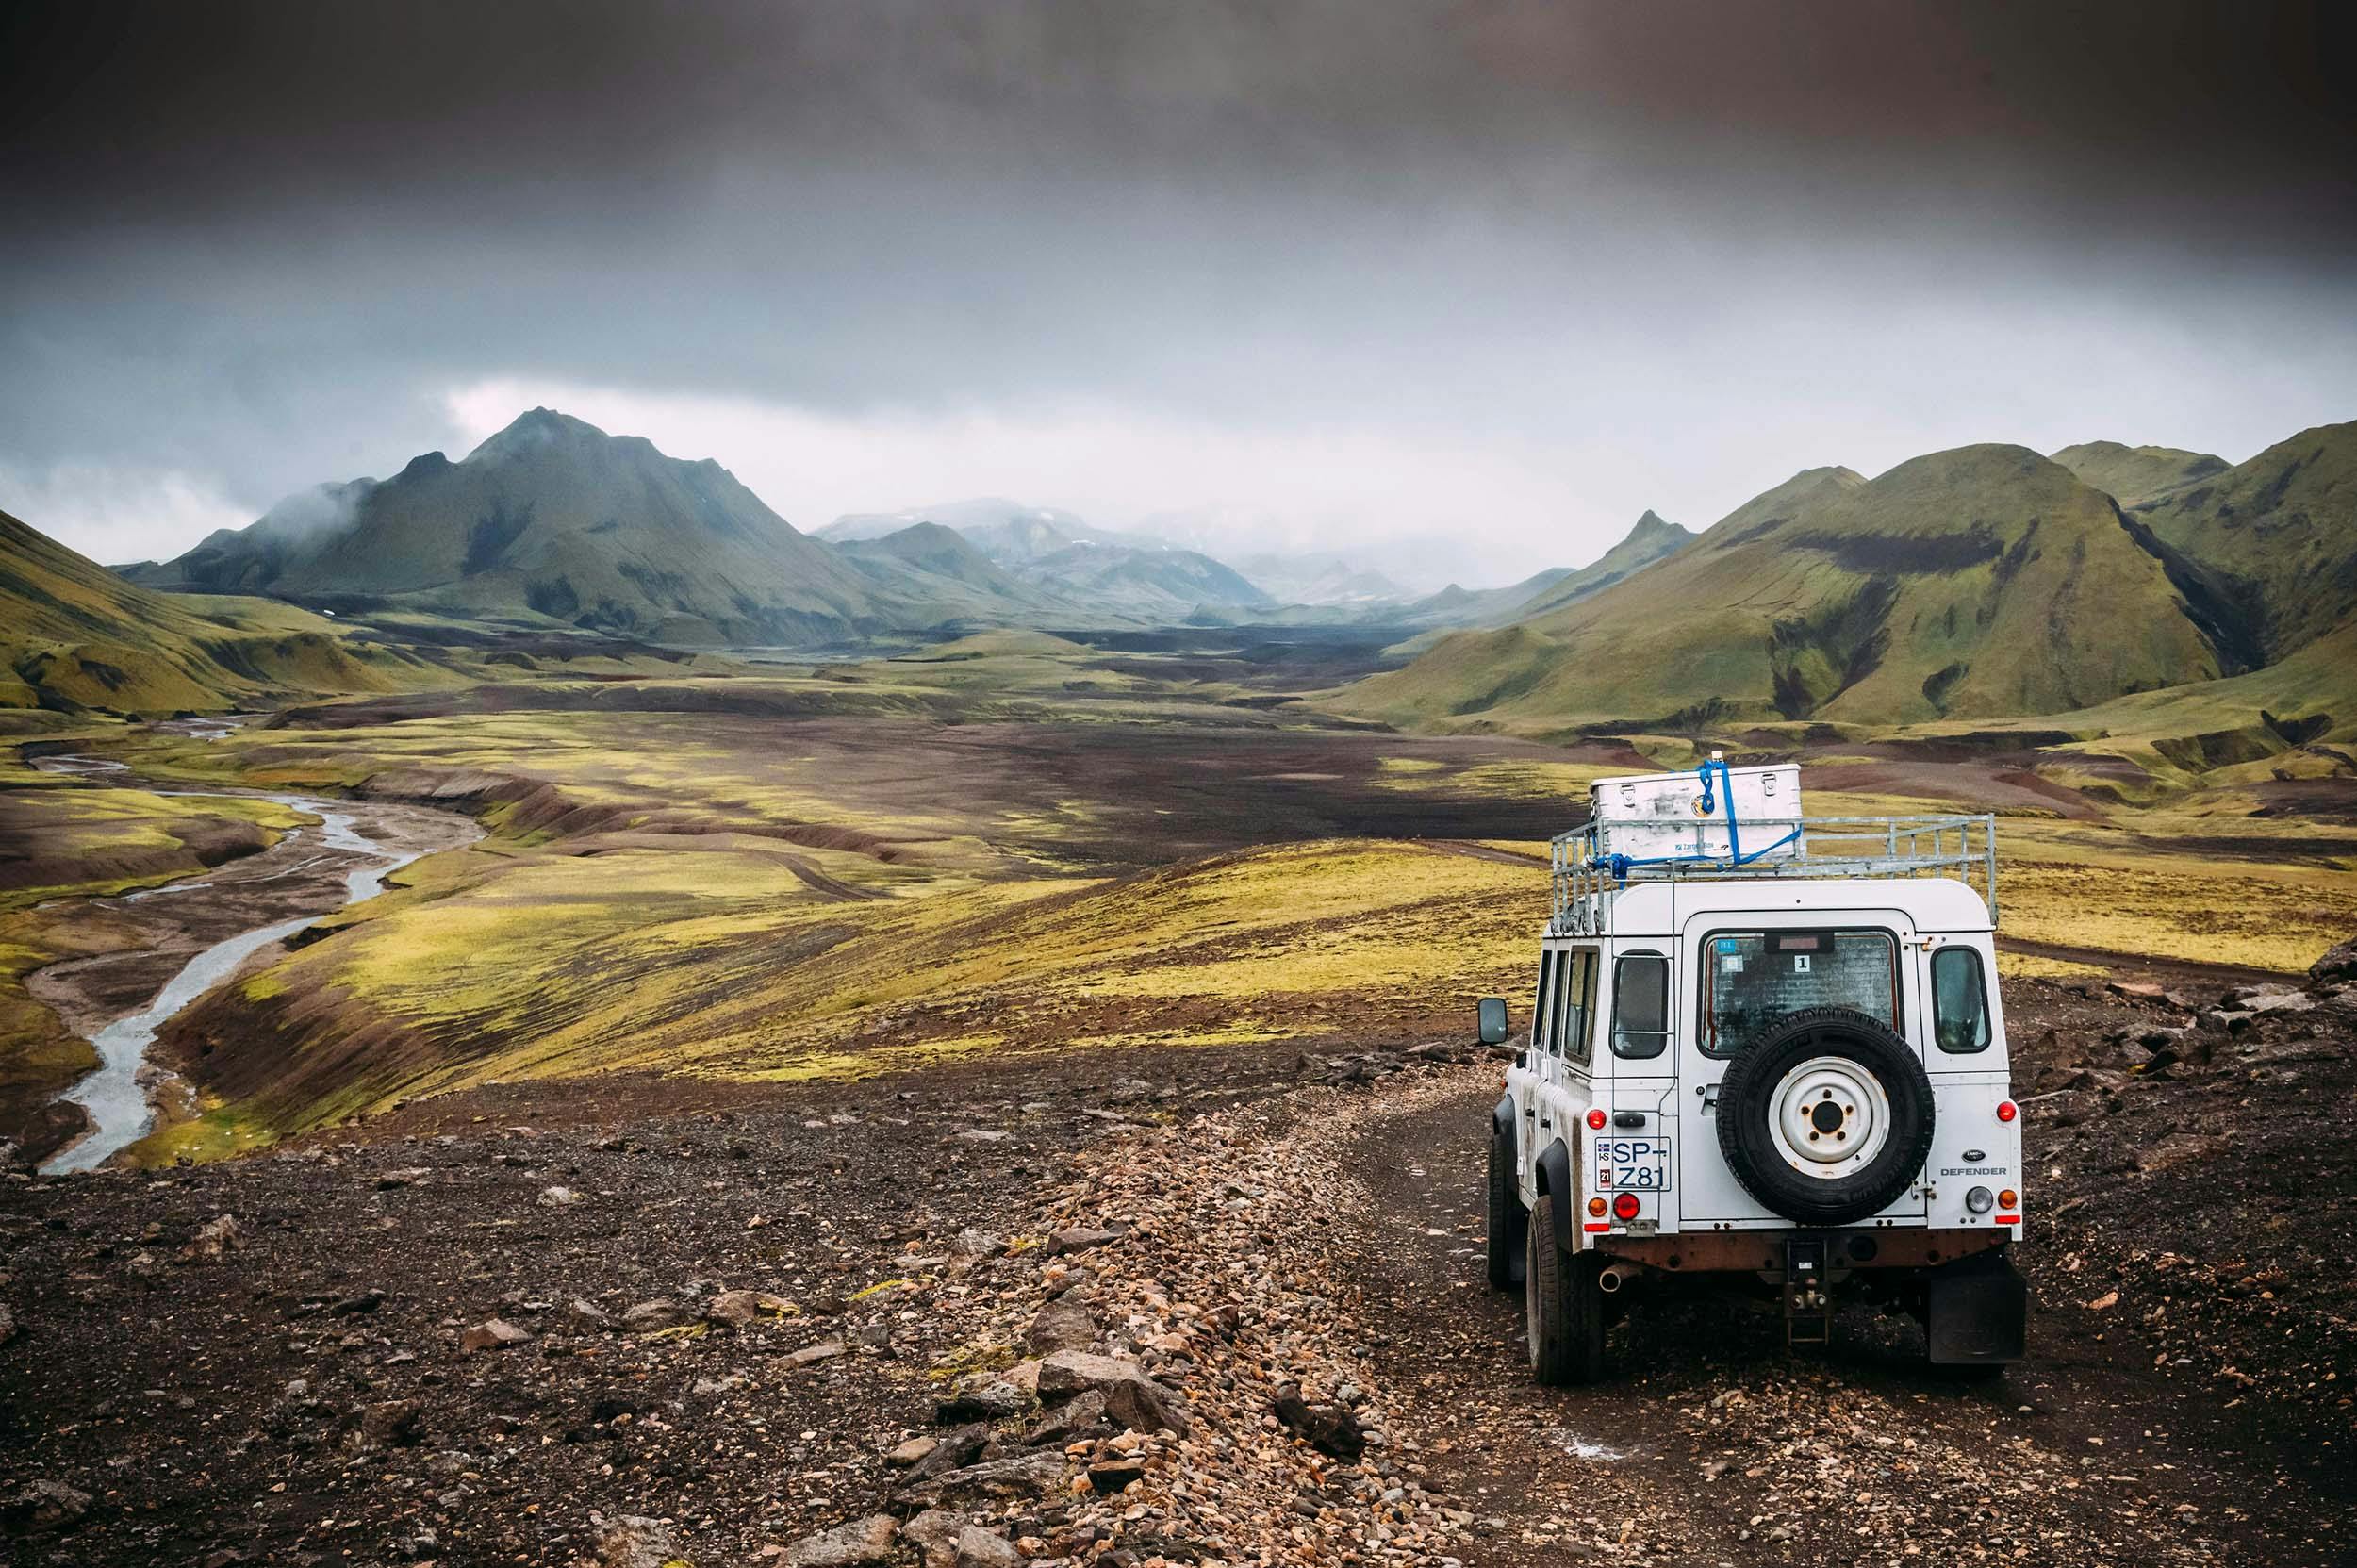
[4,1,2352,587]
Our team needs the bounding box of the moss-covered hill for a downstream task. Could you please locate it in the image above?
[1338,445,2255,733]
[2134,421,2357,662]
[2052,440,2227,507]
[0,508,453,717]
[127,408,892,647]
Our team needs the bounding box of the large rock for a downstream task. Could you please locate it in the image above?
[1273,1386,1364,1460]
[565,1297,615,1331]
[783,1513,898,1566]
[786,1338,847,1367]
[936,1361,1040,1422]
[1023,1388,1109,1446]
[901,1510,1021,1568]
[354,1399,424,1445]
[950,1526,1020,1567]
[460,1318,533,1353]
[592,1515,676,1568]
[894,1451,1066,1511]
[885,1435,939,1469]
[4,1478,91,1531]
[1101,1376,1187,1436]
[1022,1293,1097,1356]
[705,1288,791,1327]
[904,1423,988,1482]
[1034,1349,1144,1395]
[1036,1349,1186,1433]
[176,1213,244,1263]
[620,1298,689,1332]
[2312,934,2357,987]
[1045,1227,1122,1257]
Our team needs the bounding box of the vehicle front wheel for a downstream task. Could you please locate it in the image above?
[1525,1194,1606,1384]
[1486,1127,1526,1290]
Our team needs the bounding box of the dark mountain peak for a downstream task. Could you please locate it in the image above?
[398,451,452,480]
[465,407,616,464]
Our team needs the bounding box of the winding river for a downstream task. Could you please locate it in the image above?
[31,758,479,1173]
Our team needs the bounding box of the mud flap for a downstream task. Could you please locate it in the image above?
[1926,1248,2028,1365]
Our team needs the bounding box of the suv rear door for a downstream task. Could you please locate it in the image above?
[1677,911,1929,1224]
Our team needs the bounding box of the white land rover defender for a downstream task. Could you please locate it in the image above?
[1480,758,2028,1381]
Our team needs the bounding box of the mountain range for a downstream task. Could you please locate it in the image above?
[126,410,887,647]
[820,499,1277,621]
[1338,422,2355,735]
[21,407,2353,742]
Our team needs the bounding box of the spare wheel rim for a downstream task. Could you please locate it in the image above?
[1768,1053,1891,1180]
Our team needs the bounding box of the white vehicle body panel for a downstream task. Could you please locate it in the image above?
[1505,874,2019,1247]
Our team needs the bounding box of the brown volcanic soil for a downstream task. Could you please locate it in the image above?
[5,964,2353,1568]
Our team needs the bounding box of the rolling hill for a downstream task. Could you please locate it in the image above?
[2052,440,2227,507]
[1337,446,2255,733]
[2133,421,2357,662]
[130,409,889,646]
[0,508,449,716]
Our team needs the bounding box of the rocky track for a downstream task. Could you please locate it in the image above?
[4,957,2354,1567]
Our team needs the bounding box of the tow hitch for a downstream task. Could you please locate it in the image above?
[1784,1237,1833,1347]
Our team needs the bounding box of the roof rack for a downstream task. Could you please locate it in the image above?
[1550,813,1999,934]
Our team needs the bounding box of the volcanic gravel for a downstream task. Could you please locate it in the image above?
[4,961,2354,1568]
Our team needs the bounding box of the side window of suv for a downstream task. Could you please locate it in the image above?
[1533,949,1558,1055]
[1548,950,1576,1057]
[1931,946,1991,1053]
[1611,951,1670,1059]
[1561,949,1598,1062]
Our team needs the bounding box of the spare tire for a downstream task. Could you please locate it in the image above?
[1714,1006,1935,1226]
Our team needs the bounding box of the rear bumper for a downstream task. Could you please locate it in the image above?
[1595,1227,2007,1276]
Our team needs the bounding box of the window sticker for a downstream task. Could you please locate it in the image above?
[1792,954,1812,973]
[1715,938,1739,954]
[1721,954,1744,972]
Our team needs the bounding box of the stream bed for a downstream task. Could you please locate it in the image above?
[29,759,480,1172]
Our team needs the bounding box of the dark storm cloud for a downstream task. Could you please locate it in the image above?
[3,1,2353,569]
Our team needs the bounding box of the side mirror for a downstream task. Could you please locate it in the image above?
[1476,996,1509,1046]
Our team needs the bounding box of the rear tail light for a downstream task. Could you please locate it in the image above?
[1997,1188,2018,1210]
[1611,1192,1640,1222]
[1587,1197,1607,1217]
[1586,1108,1607,1131]
[1996,1099,2018,1123]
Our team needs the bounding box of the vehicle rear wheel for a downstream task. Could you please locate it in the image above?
[1486,1126,1526,1289]
[1525,1194,1605,1384]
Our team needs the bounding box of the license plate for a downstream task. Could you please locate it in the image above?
[1599,1137,1672,1191]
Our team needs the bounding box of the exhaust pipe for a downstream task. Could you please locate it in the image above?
[1598,1265,1630,1294]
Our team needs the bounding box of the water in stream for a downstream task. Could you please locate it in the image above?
[35,769,470,1174]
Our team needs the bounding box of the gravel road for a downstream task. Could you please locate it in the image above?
[3,962,2351,1567]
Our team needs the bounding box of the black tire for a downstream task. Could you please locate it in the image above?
[1486,1126,1527,1290]
[1716,1006,1935,1226]
[1525,1194,1605,1384]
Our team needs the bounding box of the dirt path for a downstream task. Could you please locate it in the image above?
[1331,1076,2353,1567]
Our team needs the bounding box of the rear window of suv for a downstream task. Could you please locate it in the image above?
[1699,929,1899,1057]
